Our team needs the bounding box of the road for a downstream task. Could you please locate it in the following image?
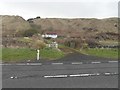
[2,53,119,88]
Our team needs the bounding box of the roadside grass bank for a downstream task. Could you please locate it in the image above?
[79,48,119,59]
[0,48,2,60]
[52,44,119,59]
[40,48,64,60]
[2,48,36,62]
[2,47,64,62]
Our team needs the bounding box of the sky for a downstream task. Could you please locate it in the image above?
[0,0,119,20]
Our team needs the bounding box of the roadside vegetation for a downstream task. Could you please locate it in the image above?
[40,47,64,60]
[2,47,64,62]
[2,48,36,62]
[0,48,2,60]
[57,44,119,59]
[80,48,119,59]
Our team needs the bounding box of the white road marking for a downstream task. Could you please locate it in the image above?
[52,63,63,65]
[111,72,118,75]
[69,74,90,77]
[44,73,101,78]
[1,64,12,65]
[27,63,42,65]
[89,73,100,76]
[104,72,111,75]
[108,61,118,63]
[2,63,42,66]
[10,76,14,79]
[69,74,81,77]
[71,62,83,65]
[44,75,68,78]
[79,74,90,77]
[16,63,26,65]
[1,60,118,66]
[10,76,18,79]
[104,72,118,75]
[91,62,101,64]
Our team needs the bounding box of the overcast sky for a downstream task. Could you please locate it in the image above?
[0,0,119,20]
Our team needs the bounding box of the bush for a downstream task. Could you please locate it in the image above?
[33,40,46,49]
[64,38,83,48]
[23,29,38,37]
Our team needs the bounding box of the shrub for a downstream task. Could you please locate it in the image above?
[22,29,38,37]
[33,40,46,49]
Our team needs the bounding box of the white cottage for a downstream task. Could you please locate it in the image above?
[42,33,57,39]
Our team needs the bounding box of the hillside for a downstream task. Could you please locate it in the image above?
[30,17,118,33]
[2,15,118,37]
[2,15,32,37]
[31,17,118,38]
[1,15,119,48]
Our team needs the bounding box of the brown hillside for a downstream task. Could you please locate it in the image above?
[2,15,118,40]
[1,15,119,48]
[2,15,31,37]
[29,18,117,33]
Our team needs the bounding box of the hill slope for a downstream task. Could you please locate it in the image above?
[2,15,118,45]
[2,15,32,37]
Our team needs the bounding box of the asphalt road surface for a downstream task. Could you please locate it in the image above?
[2,53,119,88]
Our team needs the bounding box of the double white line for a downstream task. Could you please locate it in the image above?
[44,72,118,78]
[44,73,100,78]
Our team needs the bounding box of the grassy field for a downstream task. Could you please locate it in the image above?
[2,48,64,62]
[40,48,64,60]
[2,48,36,62]
[80,48,119,59]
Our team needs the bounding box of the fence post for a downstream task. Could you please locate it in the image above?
[37,49,40,60]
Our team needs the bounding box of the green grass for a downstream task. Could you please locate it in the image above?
[2,47,64,62]
[0,48,2,60]
[2,48,36,62]
[40,48,64,60]
[80,48,119,59]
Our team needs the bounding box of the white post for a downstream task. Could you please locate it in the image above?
[37,49,40,60]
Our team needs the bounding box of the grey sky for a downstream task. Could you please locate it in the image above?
[0,0,119,20]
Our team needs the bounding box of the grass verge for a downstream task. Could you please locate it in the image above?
[40,48,64,60]
[2,48,36,62]
[80,48,119,59]
[2,47,64,62]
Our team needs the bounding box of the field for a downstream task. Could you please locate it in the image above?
[2,48,64,62]
[80,48,119,59]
